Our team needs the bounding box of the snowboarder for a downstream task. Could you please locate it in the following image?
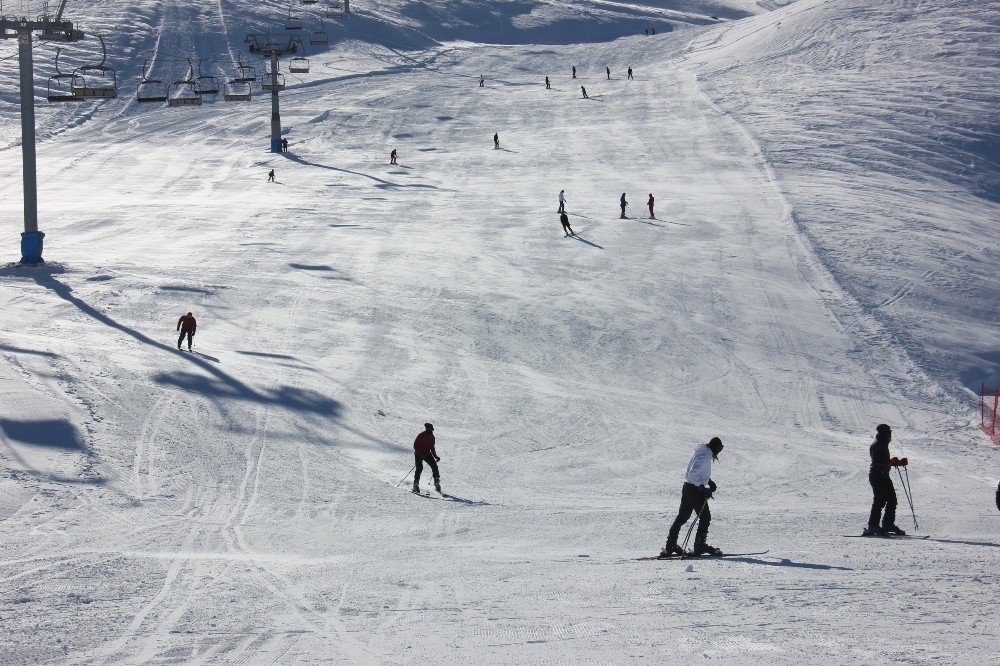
[267,169,275,182]
[281,137,289,153]
[572,66,576,79]
[581,86,588,99]
[479,75,485,87]
[560,211,574,237]
[606,66,610,80]
[619,192,628,218]
[558,189,567,213]
[864,424,907,536]
[176,312,197,351]
[390,148,397,164]
[494,133,500,149]
[545,76,551,89]
[661,437,725,556]
[412,423,441,493]
[647,193,655,219]
[627,67,634,80]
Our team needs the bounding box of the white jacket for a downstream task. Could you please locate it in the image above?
[683,443,714,488]
[558,191,565,202]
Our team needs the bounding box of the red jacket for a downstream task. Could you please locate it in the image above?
[177,315,197,332]
[414,431,436,456]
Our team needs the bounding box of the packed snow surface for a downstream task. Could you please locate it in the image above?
[0,0,997,662]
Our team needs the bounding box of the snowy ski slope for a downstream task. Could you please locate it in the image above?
[0,0,998,662]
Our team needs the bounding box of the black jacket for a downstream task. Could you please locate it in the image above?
[869,434,891,476]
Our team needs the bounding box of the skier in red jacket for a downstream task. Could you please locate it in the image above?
[412,423,441,493]
[176,312,197,351]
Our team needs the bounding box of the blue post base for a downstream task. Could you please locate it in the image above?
[271,137,282,153]
[20,231,44,265]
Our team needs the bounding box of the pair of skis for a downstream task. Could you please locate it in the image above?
[637,550,768,561]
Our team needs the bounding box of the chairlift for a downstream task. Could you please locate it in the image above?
[310,22,329,46]
[224,80,252,102]
[195,59,220,96]
[286,6,303,31]
[47,48,80,102]
[303,0,318,4]
[234,52,256,82]
[261,73,286,91]
[289,56,309,73]
[168,61,203,107]
[136,59,168,103]
[71,35,117,99]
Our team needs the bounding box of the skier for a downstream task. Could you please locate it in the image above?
[572,66,576,78]
[651,27,656,35]
[267,169,275,182]
[560,211,574,237]
[494,133,500,149]
[176,312,197,351]
[281,137,289,153]
[390,148,397,165]
[661,437,725,556]
[627,67,634,80]
[864,423,907,536]
[558,189,566,213]
[996,481,999,512]
[479,75,485,87]
[545,76,551,89]
[647,193,655,219]
[606,66,610,80]
[412,423,441,494]
[581,86,588,99]
[619,192,628,218]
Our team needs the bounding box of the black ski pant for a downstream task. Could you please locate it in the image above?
[868,470,897,529]
[558,201,565,213]
[414,452,439,485]
[667,482,711,547]
[177,330,194,350]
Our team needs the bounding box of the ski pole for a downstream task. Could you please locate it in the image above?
[901,466,918,530]
[396,465,416,487]
[895,466,917,530]
[681,497,709,553]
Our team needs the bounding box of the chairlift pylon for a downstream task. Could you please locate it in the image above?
[136,59,168,103]
[71,35,117,99]
[168,60,203,107]
[195,59,220,96]
[47,48,81,102]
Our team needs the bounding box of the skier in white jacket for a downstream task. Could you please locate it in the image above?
[661,437,724,556]
[558,189,567,214]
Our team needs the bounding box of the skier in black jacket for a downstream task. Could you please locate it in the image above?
[864,423,906,536]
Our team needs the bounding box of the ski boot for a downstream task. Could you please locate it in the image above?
[434,480,442,493]
[412,482,420,494]
[881,524,907,536]
[659,544,684,558]
[692,543,723,557]
[861,526,881,537]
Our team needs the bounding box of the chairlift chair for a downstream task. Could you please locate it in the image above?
[286,6,303,30]
[136,59,168,103]
[234,53,256,82]
[47,48,81,102]
[195,59,220,95]
[168,62,203,107]
[303,0,318,4]
[71,35,117,99]
[224,80,252,102]
[289,56,309,73]
[310,23,329,46]
[261,73,286,91]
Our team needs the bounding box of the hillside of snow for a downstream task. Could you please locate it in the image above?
[1,0,998,663]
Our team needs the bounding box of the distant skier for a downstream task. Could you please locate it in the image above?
[390,148,397,164]
[545,76,551,89]
[627,67,634,80]
[645,28,649,35]
[619,192,628,218]
[560,211,574,237]
[996,481,999,512]
[661,437,725,556]
[479,75,485,87]
[176,312,197,351]
[412,423,441,494]
[864,423,907,536]
[267,169,275,182]
[647,193,655,219]
[281,137,289,153]
[494,133,500,149]
[606,66,610,80]
[572,66,576,79]
[558,189,566,213]
[651,27,656,35]
[581,86,588,99]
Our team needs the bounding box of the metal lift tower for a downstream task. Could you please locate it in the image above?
[1,1,85,264]
[245,33,299,153]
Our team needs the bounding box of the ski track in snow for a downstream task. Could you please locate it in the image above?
[0,0,998,663]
